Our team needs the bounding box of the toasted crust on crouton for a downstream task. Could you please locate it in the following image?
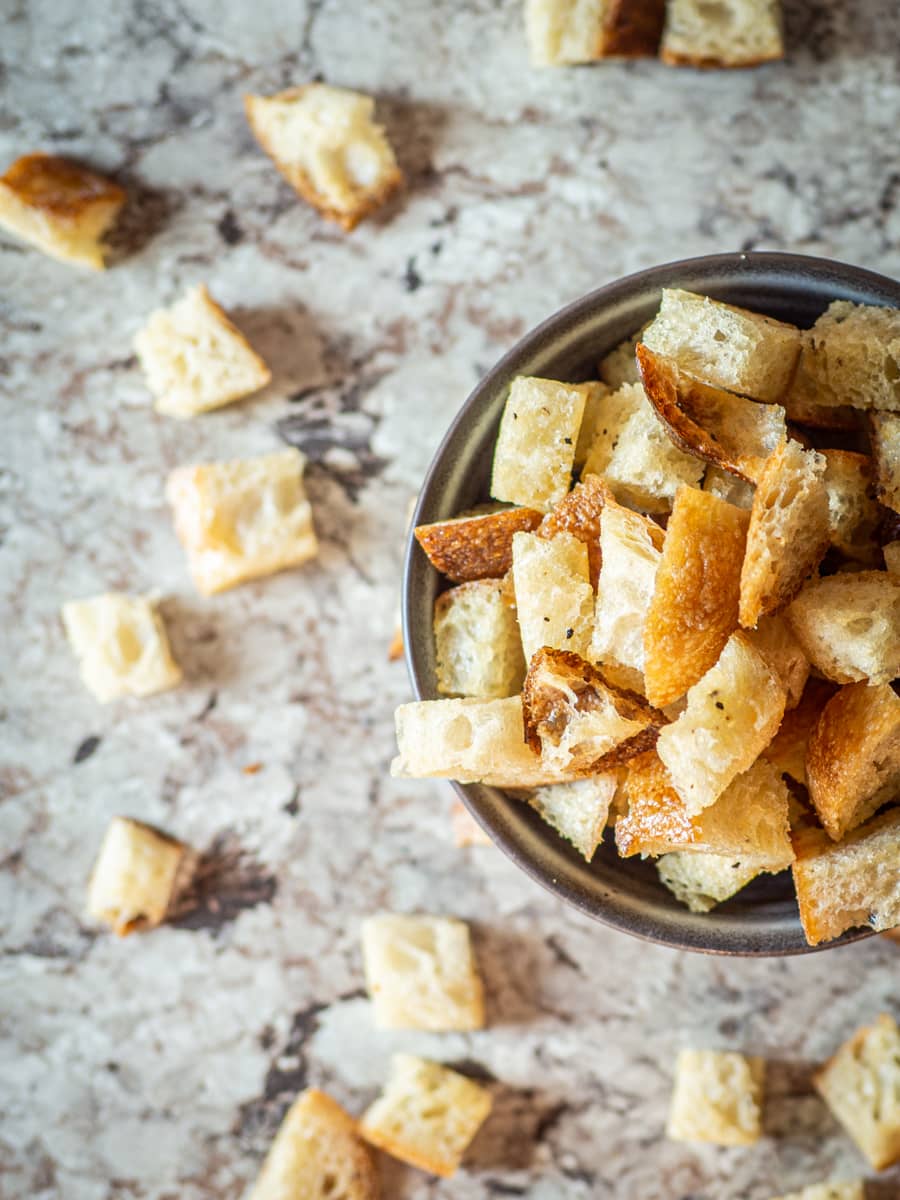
[600,0,666,55]
[783,387,859,431]
[786,570,900,684]
[522,648,665,774]
[739,439,830,627]
[538,474,613,587]
[637,345,787,484]
[869,411,900,513]
[806,682,900,840]
[667,1050,765,1146]
[415,507,543,583]
[643,486,749,707]
[661,0,784,70]
[762,678,838,786]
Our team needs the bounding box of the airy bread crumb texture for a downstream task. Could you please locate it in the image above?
[87,817,187,936]
[434,579,525,699]
[667,1049,765,1146]
[247,1087,378,1200]
[361,914,484,1032]
[512,529,595,662]
[814,1014,900,1170]
[134,285,271,418]
[62,592,182,703]
[788,300,900,412]
[166,448,318,594]
[522,773,619,861]
[491,376,588,512]
[744,612,810,710]
[525,0,665,65]
[786,570,900,685]
[661,0,784,67]
[657,852,762,912]
[820,449,881,564]
[360,1054,492,1178]
[244,84,402,229]
[0,152,126,268]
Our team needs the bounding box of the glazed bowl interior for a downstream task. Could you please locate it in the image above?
[403,252,900,955]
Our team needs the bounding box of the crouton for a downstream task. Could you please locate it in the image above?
[248,1088,378,1200]
[788,300,900,412]
[581,381,704,513]
[813,1014,900,1170]
[637,345,787,483]
[769,1182,863,1200]
[821,450,881,564]
[361,914,484,1032]
[641,289,800,402]
[616,753,793,869]
[590,500,665,692]
[744,613,810,709]
[0,152,125,268]
[786,570,900,684]
[134,285,271,418]
[806,681,900,840]
[522,773,620,860]
[869,411,900,512]
[660,0,784,67]
[391,695,583,789]
[739,439,830,627]
[360,1055,492,1178]
[491,376,589,512]
[763,678,837,786]
[643,486,749,707]
[657,853,763,913]
[599,330,644,388]
[522,648,665,774]
[667,1050,765,1146]
[434,580,525,699]
[87,817,188,936]
[414,507,543,583]
[792,807,900,945]
[244,84,402,230]
[62,593,182,703]
[782,384,859,431]
[538,473,612,586]
[512,530,595,662]
[524,0,665,65]
[573,382,611,470]
[166,448,318,594]
[656,632,786,814]
[702,466,755,509]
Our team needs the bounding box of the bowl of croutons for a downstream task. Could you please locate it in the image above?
[396,252,900,955]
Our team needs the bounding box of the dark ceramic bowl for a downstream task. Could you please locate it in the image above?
[403,251,900,955]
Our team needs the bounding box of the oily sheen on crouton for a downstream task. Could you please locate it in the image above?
[788,300,900,412]
[512,530,595,662]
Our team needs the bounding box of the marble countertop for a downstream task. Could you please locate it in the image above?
[3,1,900,1196]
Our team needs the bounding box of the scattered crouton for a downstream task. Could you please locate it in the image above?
[661,0,784,67]
[702,465,755,509]
[762,678,838,786]
[62,593,182,702]
[821,450,881,564]
[599,330,644,388]
[525,0,665,65]
[538,473,613,586]
[87,817,190,936]
[744,613,810,710]
[667,1050,765,1146]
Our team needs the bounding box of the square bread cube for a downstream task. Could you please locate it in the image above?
[434,579,525,699]
[512,530,595,662]
[491,376,588,512]
[573,382,611,469]
[166,448,318,594]
[244,84,403,230]
[789,300,900,412]
[661,0,784,67]
[525,0,665,65]
[134,284,271,418]
[0,152,125,268]
[360,1054,492,1178]
[814,1014,900,1170]
[87,817,188,935]
[769,1184,863,1200]
[787,571,900,685]
[657,852,762,913]
[62,592,182,703]
[642,289,800,402]
[525,774,619,861]
[667,1049,765,1146]
[361,914,484,1032]
[248,1087,378,1200]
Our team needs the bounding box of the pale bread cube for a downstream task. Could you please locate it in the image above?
[821,450,881,564]
[361,914,484,1032]
[573,382,611,470]
[617,753,793,870]
[599,330,644,388]
[870,410,900,511]
[814,1014,900,1170]
[806,681,900,840]
[62,593,182,703]
[581,382,704,513]
[511,530,594,662]
[524,773,619,861]
[0,152,125,268]
[87,817,187,936]
[739,439,830,628]
[134,285,271,418]
[667,1049,764,1146]
[491,376,588,512]
[643,485,749,707]
[789,300,900,412]
[248,1087,378,1200]
[414,506,543,583]
[360,1054,492,1178]
[702,466,755,509]
[434,579,525,699]
[769,1182,863,1200]
[244,84,402,230]
[525,0,665,65]
[655,633,786,814]
[657,853,762,913]
[744,613,810,710]
[661,0,784,67]
[166,448,318,594]
[642,289,799,402]
[590,501,665,691]
[792,807,900,945]
[391,695,583,789]
[786,571,900,685]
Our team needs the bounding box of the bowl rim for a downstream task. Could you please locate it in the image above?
[402,250,898,956]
